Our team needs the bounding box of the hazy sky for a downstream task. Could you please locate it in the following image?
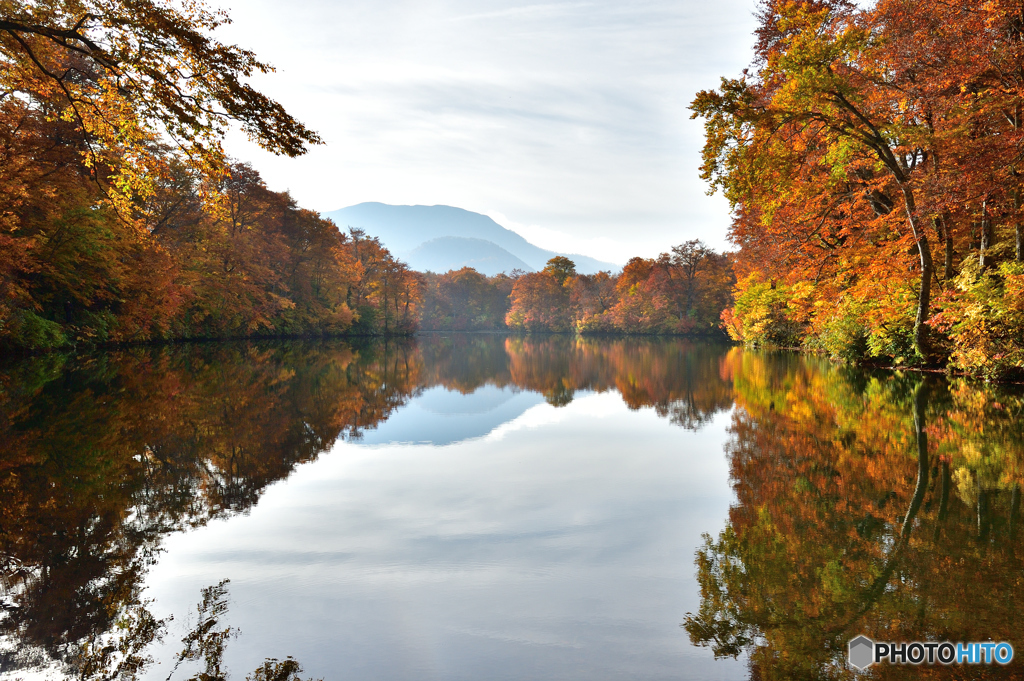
[217,0,759,264]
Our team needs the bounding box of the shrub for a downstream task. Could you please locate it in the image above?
[727,276,807,347]
[933,260,1024,380]
[2,310,68,350]
[806,297,869,361]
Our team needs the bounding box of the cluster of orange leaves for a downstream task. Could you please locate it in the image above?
[693,0,1024,375]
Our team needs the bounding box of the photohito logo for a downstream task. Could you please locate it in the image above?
[848,635,1014,670]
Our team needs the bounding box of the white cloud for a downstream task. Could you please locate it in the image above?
[217,0,756,260]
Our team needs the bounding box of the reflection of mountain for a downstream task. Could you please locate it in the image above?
[0,335,734,675]
[358,385,544,446]
[323,203,617,275]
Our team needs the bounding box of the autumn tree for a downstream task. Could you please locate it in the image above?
[694,0,1024,376]
[505,269,572,332]
[692,0,939,358]
[0,0,406,350]
[419,267,514,331]
[567,271,617,332]
[542,256,577,285]
[345,228,420,335]
[0,0,320,212]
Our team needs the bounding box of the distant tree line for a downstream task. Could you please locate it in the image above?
[419,245,734,336]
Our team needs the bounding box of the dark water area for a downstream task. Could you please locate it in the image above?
[0,335,1021,680]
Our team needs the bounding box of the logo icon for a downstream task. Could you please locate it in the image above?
[849,635,875,670]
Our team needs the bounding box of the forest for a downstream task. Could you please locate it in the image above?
[691,0,1024,379]
[0,0,737,354]
[0,0,420,352]
[6,0,1024,381]
[418,246,734,336]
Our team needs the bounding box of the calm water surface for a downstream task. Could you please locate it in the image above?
[1,335,1021,680]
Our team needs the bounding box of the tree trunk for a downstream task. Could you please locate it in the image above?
[905,381,930,539]
[980,199,993,270]
[945,227,954,279]
[843,383,929,629]
[933,460,950,542]
[977,487,991,541]
[933,215,954,281]
[1016,191,1023,262]
[1010,484,1020,540]
[901,186,933,360]
[1014,107,1022,262]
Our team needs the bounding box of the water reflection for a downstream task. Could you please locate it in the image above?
[0,340,423,675]
[0,338,1021,679]
[685,351,1024,679]
[0,336,734,678]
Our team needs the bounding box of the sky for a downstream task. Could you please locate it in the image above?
[217,0,759,265]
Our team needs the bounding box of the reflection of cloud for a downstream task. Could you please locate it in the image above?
[485,400,571,441]
[142,395,744,680]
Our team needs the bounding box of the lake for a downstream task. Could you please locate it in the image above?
[1,335,1021,680]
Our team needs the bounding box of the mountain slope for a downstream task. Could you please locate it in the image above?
[323,203,617,274]
[406,237,534,276]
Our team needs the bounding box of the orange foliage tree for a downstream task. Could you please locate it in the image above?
[0,0,419,350]
[504,249,733,335]
[692,0,1024,377]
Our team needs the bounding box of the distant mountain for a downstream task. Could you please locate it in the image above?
[407,237,533,276]
[322,203,617,275]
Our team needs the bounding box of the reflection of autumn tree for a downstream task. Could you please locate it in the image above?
[506,336,581,406]
[411,335,735,420]
[686,350,1024,680]
[0,340,420,674]
[68,579,320,680]
[0,335,736,676]
[504,337,734,421]
[415,334,515,392]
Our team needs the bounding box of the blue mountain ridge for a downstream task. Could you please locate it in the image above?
[408,237,534,275]
[322,203,617,276]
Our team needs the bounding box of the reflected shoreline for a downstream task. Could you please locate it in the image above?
[1,336,1023,679]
